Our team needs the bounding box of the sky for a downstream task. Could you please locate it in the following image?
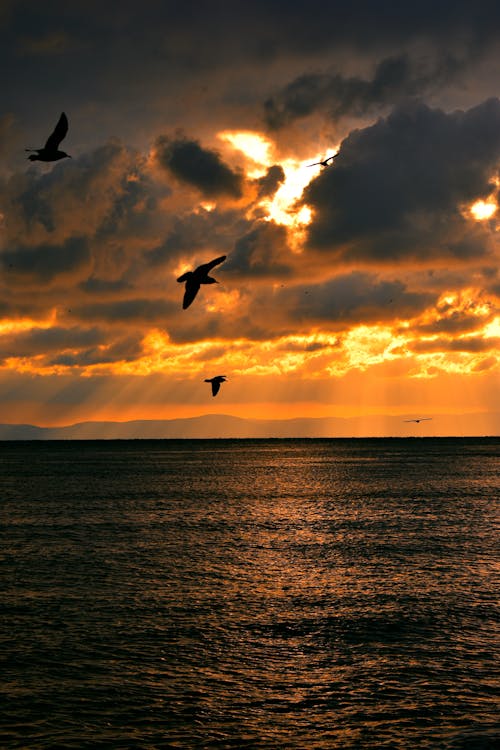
[1,0,500,435]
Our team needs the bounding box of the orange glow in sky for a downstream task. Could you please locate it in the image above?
[1,114,500,434]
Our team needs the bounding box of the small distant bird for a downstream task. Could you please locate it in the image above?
[307,154,338,168]
[25,112,71,162]
[177,255,226,309]
[204,375,227,397]
[404,418,432,423]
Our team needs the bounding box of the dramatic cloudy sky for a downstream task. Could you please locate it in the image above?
[1,0,500,434]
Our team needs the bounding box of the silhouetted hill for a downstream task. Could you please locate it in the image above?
[0,413,498,439]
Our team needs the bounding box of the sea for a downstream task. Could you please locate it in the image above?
[1,438,499,749]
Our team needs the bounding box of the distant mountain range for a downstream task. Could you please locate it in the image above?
[0,413,498,439]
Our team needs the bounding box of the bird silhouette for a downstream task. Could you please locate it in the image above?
[177,255,226,309]
[307,154,337,168]
[26,112,71,162]
[404,418,432,423]
[204,375,227,397]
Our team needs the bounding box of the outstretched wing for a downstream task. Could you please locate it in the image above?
[307,154,337,167]
[45,113,68,150]
[182,279,200,309]
[196,255,226,275]
[211,380,221,396]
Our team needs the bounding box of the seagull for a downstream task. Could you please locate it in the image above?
[204,375,227,397]
[25,112,71,162]
[404,418,432,423]
[307,154,338,168]
[177,255,226,309]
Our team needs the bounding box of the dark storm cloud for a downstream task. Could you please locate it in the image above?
[155,134,243,198]
[19,31,73,56]
[0,140,166,312]
[0,298,44,319]
[412,310,495,336]
[1,140,159,247]
[165,269,435,343]
[407,266,500,297]
[8,1,500,68]
[47,335,144,367]
[282,272,433,325]
[488,282,500,298]
[79,277,132,294]
[481,267,500,298]
[1,236,90,282]
[0,326,106,360]
[264,53,462,129]
[147,207,251,267]
[14,176,56,232]
[185,271,436,344]
[3,0,500,157]
[410,336,500,354]
[255,165,285,198]
[72,298,178,325]
[94,167,161,240]
[0,114,18,159]
[224,221,293,278]
[167,308,279,345]
[166,317,223,345]
[303,98,500,262]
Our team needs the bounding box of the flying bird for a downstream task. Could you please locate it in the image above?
[204,375,227,397]
[25,112,71,162]
[307,154,338,168]
[404,418,433,423]
[177,255,226,309]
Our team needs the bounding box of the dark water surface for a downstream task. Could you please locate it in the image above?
[1,438,499,749]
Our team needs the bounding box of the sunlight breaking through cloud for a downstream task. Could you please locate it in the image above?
[470,199,497,221]
[219,129,318,243]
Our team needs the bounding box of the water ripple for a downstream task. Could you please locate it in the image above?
[1,438,499,748]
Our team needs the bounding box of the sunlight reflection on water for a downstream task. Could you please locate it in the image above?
[1,438,499,748]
